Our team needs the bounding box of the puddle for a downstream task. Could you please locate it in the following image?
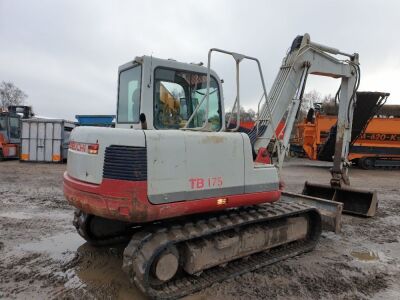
[9,231,199,299]
[351,250,379,261]
[70,243,147,300]
[18,232,85,260]
[71,244,207,300]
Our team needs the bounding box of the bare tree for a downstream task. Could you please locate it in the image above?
[302,90,321,112]
[322,93,335,104]
[0,81,28,110]
[321,93,338,115]
[295,90,322,121]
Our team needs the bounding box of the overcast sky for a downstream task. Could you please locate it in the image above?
[1,0,399,120]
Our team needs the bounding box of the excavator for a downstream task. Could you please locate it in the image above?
[64,34,377,299]
[292,96,399,170]
[0,105,33,160]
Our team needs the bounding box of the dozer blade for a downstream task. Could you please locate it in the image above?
[303,182,378,217]
[282,191,343,233]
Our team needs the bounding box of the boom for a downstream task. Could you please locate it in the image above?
[257,34,359,186]
[194,33,359,186]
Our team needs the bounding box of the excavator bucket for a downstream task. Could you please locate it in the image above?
[303,182,378,217]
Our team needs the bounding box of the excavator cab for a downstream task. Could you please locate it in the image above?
[0,105,33,160]
[0,109,22,159]
[115,57,224,132]
[0,111,21,142]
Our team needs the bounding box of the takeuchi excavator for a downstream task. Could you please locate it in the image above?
[64,34,377,299]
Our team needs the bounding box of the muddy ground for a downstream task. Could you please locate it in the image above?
[0,159,399,300]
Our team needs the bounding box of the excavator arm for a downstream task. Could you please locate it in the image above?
[253,34,359,187]
[262,35,375,216]
[192,34,376,217]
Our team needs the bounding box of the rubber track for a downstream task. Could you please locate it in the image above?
[368,165,400,170]
[122,201,321,299]
[358,157,400,170]
[370,161,400,170]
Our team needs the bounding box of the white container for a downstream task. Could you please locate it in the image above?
[20,119,75,162]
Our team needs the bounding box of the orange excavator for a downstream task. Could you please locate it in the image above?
[291,95,400,169]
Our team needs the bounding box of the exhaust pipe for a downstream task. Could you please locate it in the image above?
[303,182,378,217]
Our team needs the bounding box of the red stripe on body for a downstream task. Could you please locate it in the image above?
[63,172,281,223]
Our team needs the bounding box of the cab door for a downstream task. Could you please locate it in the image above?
[8,116,21,144]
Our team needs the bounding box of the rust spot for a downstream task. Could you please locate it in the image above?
[131,193,149,222]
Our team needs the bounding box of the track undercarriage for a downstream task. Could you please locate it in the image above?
[357,156,400,170]
[74,201,321,299]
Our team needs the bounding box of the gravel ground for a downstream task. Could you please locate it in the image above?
[0,159,399,299]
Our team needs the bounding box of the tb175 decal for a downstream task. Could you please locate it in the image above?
[189,177,223,190]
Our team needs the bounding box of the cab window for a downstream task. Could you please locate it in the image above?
[154,68,221,131]
[9,117,20,138]
[117,65,142,123]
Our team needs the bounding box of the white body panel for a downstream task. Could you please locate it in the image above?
[145,131,245,203]
[67,127,146,184]
[146,131,279,203]
[67,127,279,204]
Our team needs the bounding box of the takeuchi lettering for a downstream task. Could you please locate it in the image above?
[69,141,87,152]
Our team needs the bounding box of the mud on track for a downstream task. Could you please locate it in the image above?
[0,159,400,299]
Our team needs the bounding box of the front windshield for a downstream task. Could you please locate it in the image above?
[154,68,221,130]
[117,65,142,123]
